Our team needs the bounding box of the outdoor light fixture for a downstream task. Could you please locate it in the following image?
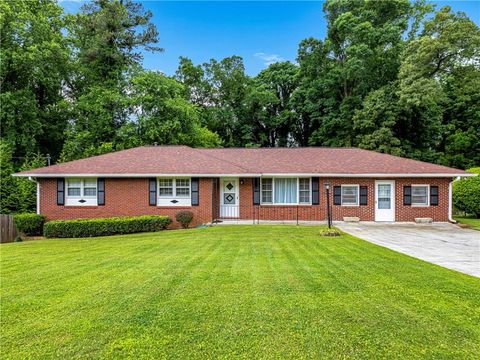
[324,181,332,228]
[240,179,244,185]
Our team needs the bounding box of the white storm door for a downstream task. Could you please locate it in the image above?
[375,181,395,222]
[220,178,239,218]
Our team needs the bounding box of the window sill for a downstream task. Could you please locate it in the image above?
[411,204,429,208]
[64,205,99,208]
[340,204,359,207]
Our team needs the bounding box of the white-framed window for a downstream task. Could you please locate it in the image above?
[67,178,97,197]
[158,178,190,198]
[261,178,273,204]
[158,178,173,196]
[411,185,429,206]
[65,178,98,206]
[341,185,359,206]
[299,178,311,204]
[260,178,311,205]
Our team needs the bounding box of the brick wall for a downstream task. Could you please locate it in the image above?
[237,177,451,222]
[39,178,214,228]
[394,178,450,222]
[39,176,452,225]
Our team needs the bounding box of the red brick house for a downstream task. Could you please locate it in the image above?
[14,146,473,226]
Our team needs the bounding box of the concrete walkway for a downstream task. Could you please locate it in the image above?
[336,222,480,277]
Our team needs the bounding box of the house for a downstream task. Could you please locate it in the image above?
[14,146,473,227]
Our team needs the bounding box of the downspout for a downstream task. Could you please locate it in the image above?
[28,177,40,215]
[448,177,459,223]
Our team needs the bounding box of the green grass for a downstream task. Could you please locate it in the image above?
[1,226,479,359]
[454,215,480,230]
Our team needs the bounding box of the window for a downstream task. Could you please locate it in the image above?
[175,179,190,197]
[83,179,97,196]
[67,179,81,196]
[260,178,311,205]
[341,185,359,206]
[67,179,97,197]
[299,178,311,204]
[274,178,297,204]
[158,179,173,196]
[158,178,190,198]
[261,178,273,204]
[411,185,429,206]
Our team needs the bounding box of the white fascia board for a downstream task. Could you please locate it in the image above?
[13,172,476,178]
[13,173,262,178]
[260,173,476,178]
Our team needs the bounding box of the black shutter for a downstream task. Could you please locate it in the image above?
[333,186,342,205]
[360,186,368,205]
[253,178,260,205]
[97,178,105,206]
[430,185,439,206]
[403,185,412,205]
[311,177,319,205]
[191,178,199,206]
[149,178,157,206]
[57,178,65,205]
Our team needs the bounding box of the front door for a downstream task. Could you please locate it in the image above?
[220,178,239,218]
[375,180,395,222]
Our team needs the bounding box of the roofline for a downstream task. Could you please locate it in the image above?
[13,172,475,178]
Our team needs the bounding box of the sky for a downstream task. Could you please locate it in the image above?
[60,1,480,76]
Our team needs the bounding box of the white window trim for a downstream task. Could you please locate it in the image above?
[341,184,360,206]
[299,177,312,205]
[66,178,97,198]
[157,178,191,198]
[411,184,430,207]
[260,177,311,206]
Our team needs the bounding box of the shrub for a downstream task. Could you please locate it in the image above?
[43,215,171,238]
[175,210,194,229]
[13,213,45,236]
[453,172,480,218]
[320,229,341,237]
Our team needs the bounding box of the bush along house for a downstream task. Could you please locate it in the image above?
[14,146,474,227]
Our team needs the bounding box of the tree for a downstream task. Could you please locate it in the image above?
[0,141,46,214]
[125,70,221,148]
[244,62,299,147]
[0,0,70,161]
[355,5,480,165]
[176,56,250,146]
[305,0,414,147]
[453,168,480,217]
[62,0,162,160]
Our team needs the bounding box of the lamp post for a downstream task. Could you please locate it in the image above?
[324,181,332,229]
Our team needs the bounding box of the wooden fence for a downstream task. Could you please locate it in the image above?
[0,214,19,243]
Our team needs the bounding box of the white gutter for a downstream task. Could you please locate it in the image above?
[448,178,458,224]
[13,172,475,178]
[28,177,40,215]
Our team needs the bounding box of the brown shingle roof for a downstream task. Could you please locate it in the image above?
[15,145,471,177]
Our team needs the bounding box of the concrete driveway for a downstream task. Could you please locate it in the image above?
[336,222,480,277]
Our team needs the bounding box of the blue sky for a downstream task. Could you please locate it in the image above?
[60,1,480,76]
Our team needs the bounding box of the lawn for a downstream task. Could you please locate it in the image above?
[454,215,480,230]
[1,226,479,359]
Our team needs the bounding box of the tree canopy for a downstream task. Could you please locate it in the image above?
[1,0,479,213]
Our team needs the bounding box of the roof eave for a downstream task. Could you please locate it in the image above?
[12,172,476,178]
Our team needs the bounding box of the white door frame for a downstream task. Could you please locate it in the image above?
[220,178,239,218]
[375,180,395,222]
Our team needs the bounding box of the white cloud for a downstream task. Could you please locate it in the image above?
[254,52,285,66]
